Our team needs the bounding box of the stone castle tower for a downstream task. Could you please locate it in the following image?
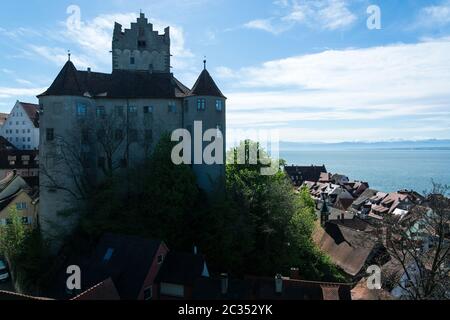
[112,13,171,73]
[38,13,226,243]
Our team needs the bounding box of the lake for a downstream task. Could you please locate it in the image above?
[280,149,450,194]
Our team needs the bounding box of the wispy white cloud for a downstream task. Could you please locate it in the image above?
[0,86,47,99]
[418,0,450,27]
[0,11,195,76]
[244,0,357,34]
[217,37,450,142]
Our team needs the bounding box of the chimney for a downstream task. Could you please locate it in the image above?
[290,268,300,280]
[220,273,229,295]
[275,274,283,294]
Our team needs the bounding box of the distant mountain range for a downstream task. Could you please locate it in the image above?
[280,139,450,151]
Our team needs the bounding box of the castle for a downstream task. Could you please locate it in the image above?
[38,13,226,239]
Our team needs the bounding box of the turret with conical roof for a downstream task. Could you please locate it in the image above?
[189,67,226,98]
[39,60,85,97]
[182,62,226,193]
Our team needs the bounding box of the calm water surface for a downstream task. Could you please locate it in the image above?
[281,149,450,193]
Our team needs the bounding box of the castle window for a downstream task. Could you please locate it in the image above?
[130,57,135,65]
[115,106,124,117]
[16,202,27,211]
[96,106,106,118]
[138,40,146,48]
[168,103,177,113]
[46,129,54,141]
[128,106,137,114]
[197,99,206,111]
[76,103,87,117]
[216,100,223,112]
[143,106,154,114]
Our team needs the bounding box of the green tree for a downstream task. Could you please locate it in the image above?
[0,208,27,267]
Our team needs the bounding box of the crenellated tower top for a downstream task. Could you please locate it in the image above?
[112,13,171,73]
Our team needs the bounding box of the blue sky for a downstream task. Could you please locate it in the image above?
[1,0,450,142]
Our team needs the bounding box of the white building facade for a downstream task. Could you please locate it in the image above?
[1,101,39,150]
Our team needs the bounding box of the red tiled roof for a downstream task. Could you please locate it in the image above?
[19,102,39,128]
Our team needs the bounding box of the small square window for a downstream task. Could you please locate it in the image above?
[96,106,106,118]
[46,128,55,141]
[143,106,154,114]
[76,103,87,117]
[115,106,124,117]
[168,104,177,113]
[216,100,223,112]
[157,254,164,264]
[128,106,138,114]
[138,40,146,48]
[197,99,206,111]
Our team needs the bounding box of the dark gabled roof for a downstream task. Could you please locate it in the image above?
[246,276,352,300]
[0,189,31,212]
[0,137,17,150]
[78,234,162,300]
[189,69,226,98]
[193,277,253,300]
[39,61,191,99]
[20,102,39,128]
[352,188,379,209]
[313,223,379,277]
[192,276,352,300]
[285,165,327,186]
[155,252,207,286]
[40,61,85,96]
